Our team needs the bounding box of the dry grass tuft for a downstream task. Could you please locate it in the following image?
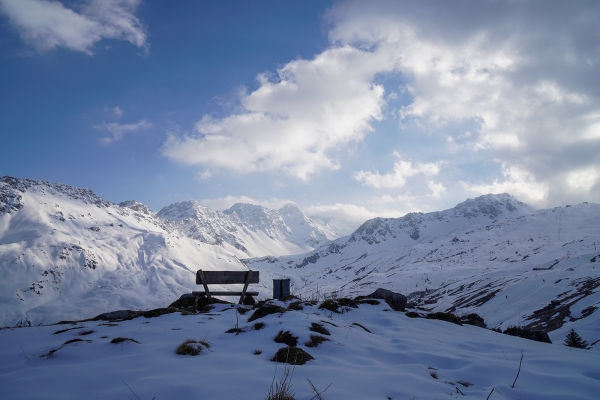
[305,335,330,348]
[175,339,205,356]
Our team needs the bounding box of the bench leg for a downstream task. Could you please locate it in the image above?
[238,270,252,304]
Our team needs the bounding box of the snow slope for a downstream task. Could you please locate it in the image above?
[246,194,600,349]
[1,300,598,399]
[0,176,249,326]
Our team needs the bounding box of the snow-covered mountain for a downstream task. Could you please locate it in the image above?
[307,213,362,239]
[0,176,334,326]
[245,194,600,348]
[0,176,249,326]
[158,201,330,257]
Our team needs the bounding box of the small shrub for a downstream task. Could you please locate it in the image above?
[305,335,330,348]
[405,311,422,318]
[110,337,140,344]
[78,330,94,336]
[253,349,262,355]
[287,301,303,311]
[265,364,295,400]
[225,327,243,334]
[199,340,211,348]
[430,371,438,379]
[253,322,266,330]
[309,322,330,336]
[274,330,298,347]
[318,299,339,313]
[457,380,472,387]
[176,339,203,356]
[272,346,314,365]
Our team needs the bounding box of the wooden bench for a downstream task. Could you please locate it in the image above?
[192,269,259,304]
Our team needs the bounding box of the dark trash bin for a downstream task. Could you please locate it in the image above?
[273,278,290,299]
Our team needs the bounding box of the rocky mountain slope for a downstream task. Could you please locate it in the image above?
[158,201,331,257]
[245,194,600,348]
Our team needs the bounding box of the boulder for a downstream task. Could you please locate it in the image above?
[460,313,487,328]
[366,288,407,311]
[503,326,552,344]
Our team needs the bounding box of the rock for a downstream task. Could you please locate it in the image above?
[460,313,487,328]
[94,310,131,321]
[427,312,463,325]
[242,295,256,306]
[168,293,196,309]
[366,288,407,311]
[503,326,552,344]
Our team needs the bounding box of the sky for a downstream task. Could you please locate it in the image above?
[1,0,599,225]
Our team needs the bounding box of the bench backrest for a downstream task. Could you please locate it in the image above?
[196,270,259,285]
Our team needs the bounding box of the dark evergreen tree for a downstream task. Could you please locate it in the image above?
[563,328,589,349]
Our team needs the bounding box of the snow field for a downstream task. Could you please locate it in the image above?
[1,301,598,399]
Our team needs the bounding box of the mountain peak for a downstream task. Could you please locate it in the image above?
[452,193,534,219]
[119,200,154,216]
[157,200,211,220]
[278,203,302,215]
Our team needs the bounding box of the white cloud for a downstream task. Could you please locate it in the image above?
[112,106,124,118]
[200,195,292,212]
[0,0,146,54]
[460,164,549,207]
[95,119,152,144]
[195,170,212,181]
[567,167,600,193]
[162,45,390,180]
[427,181,446,198]
[324,0,600,207]
[303,203,378,225]
[354,154,440,189]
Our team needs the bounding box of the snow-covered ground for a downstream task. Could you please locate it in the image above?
[1,300,598,399]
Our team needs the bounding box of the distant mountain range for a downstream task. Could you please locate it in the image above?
[1,176,598,350]
[247,193,600,347]
[0,176,354,326]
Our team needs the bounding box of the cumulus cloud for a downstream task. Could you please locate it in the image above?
[459,164,549,207]
[160,0,600,207]
[95,119,152,144]
[0,0,147,54]
[327,0,600,206]
[354,153,440,189]
[162,45,391,180]
[200,195,292,212]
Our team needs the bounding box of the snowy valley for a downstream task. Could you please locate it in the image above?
[1,176,599,399]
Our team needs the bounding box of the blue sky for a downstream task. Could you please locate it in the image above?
[1,0,599,223]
